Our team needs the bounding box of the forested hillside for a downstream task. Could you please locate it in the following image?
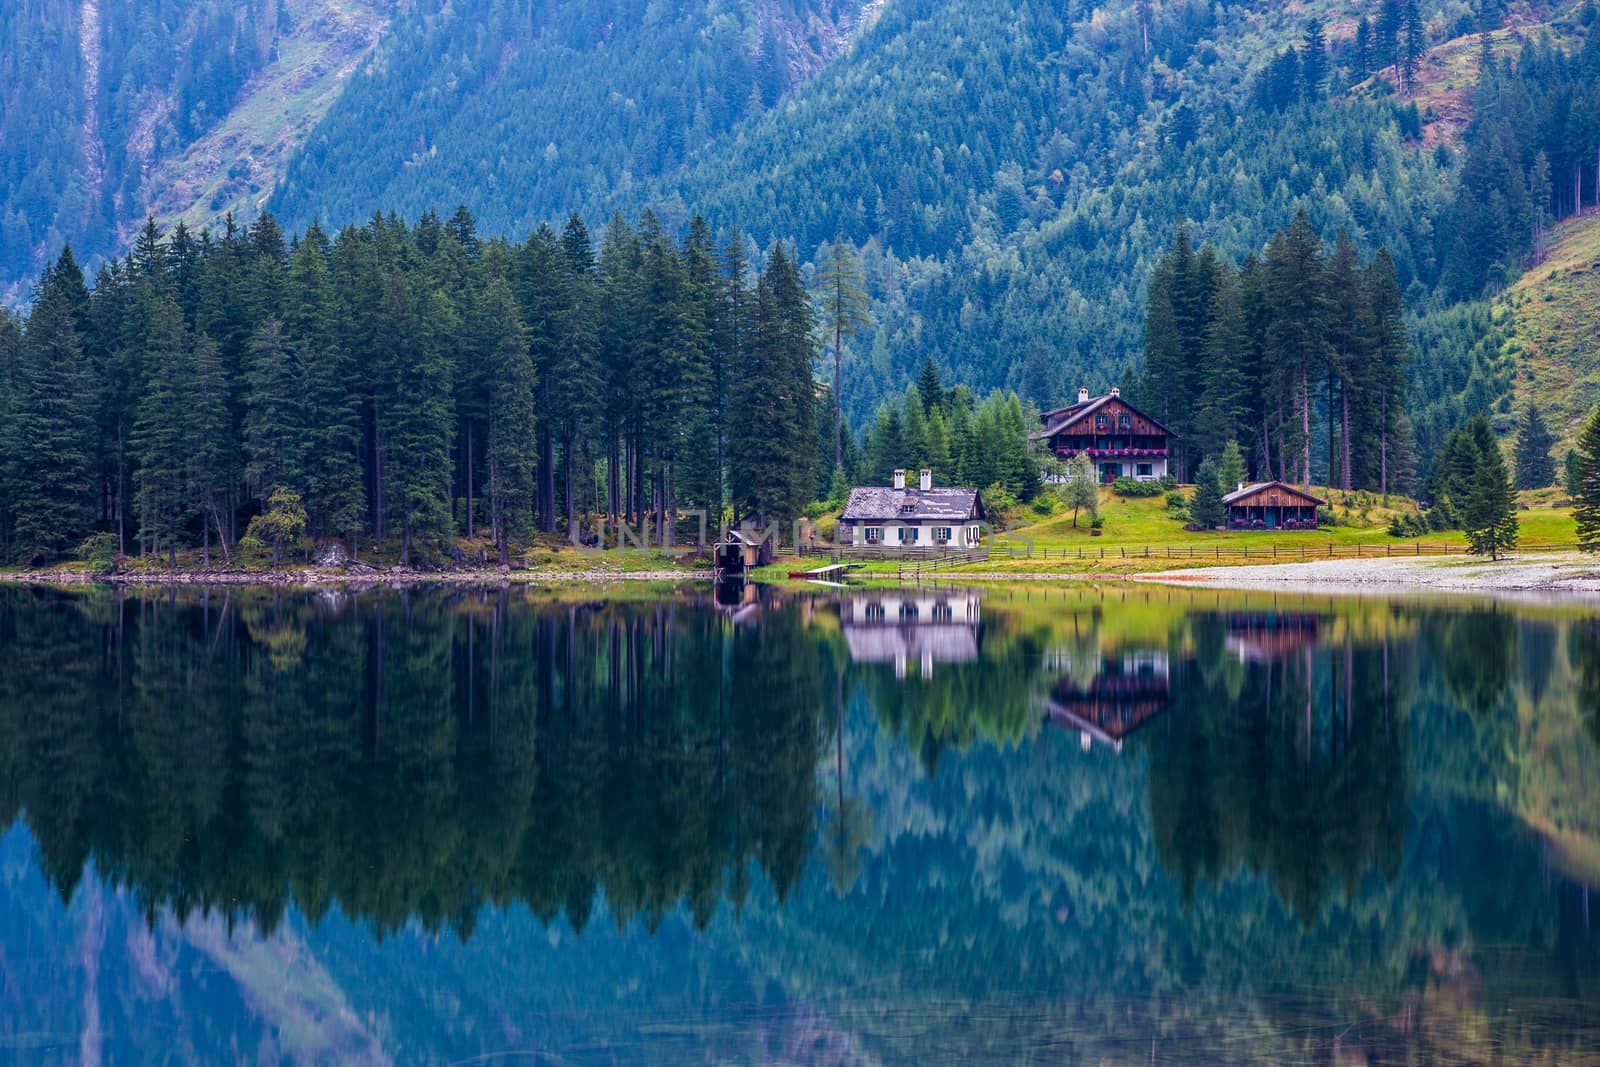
[0,0,386,303]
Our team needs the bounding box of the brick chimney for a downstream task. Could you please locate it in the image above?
[919,469,932,491]
[893,469,906,490]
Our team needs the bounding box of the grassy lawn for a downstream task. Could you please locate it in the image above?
[771,487,1580,578]
[1505,212,1600,448]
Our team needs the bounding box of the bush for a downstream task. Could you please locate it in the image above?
[1111,477,1164,497]
[1316,507,1338,527]
[76,532,120,574]
[1165,490,1188,510]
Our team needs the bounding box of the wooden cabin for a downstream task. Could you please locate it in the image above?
[1221,481,1326,530]
[713,528,774,578]
[839,470,985,550]
[1031,387,1176,484]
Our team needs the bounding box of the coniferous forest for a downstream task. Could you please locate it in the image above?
[0,209,828,566]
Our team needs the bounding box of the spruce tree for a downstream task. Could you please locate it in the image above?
[244,317,304,505]
[10,269,97,562]
[480,265,536,562]
[383,271,458,563]
[915,356,945,414]
[189,333,232,565]
[1575,407,1600,552]
[132,293,194,565]
[1514,404,1556,489]
[1219,441,1247,493]
[0,309,21,560]
[1461,439,1518,559]
[814,239,870,473]
[1189,458,1227,529]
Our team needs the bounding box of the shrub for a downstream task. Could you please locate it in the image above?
[76,532,120,574]
[1316,507,1338,527]
[1111,477,1164,497]
[1165,490,1188,511]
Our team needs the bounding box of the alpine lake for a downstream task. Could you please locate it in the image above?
[4,578,1600,1065]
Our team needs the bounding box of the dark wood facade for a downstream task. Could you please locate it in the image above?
[1033,389,1176,484]
[1221,482,1326,530]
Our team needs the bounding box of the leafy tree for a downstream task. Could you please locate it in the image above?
[1061,452,1098,527]
[1513,404,1556,489]
[1575,407,1600,552]
[1189,459,1226,529]
[243,486,308,567]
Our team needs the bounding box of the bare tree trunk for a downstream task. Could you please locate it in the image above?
[1300,364,1311,487]
[1341,380,1352,492]
[1380,392,1389,503]
[465,426,474,539]
[564,429,577,537]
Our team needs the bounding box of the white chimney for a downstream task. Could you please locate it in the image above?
[919,468,932,491]
[893,469,906,490]
[1109,386,1121,398]
[1077,387,1089,403]
[1238,481,1245,492]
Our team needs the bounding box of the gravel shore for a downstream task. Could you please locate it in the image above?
[1143,552,1600,596]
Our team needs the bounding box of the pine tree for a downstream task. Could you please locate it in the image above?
[0,309,22,560]
[1514,404,1556,489]
[814,239,870,473]
[1575,407,1600,552]
[244,317,304,505]
[1189,458,1227,529]
[1566,448,1582,497]
[915,356,945,415]
[10,268,97,562]
[189,333,232,566]
[1300,22,1328,100]
[728,245,817,526]
[480,262,536,562]
[382,270,458,563]
[1219,441,1247,494]
[132,293,194,565]
[1461,439,1518,559]
[288,225,366,548]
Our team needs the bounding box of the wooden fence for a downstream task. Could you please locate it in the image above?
[991,540,1568,561]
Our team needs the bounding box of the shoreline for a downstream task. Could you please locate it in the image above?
[7,551,1600,598]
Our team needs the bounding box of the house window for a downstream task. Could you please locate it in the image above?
[865,602,886,621]
[934,526,952,543]
[865,527,882,543]
[1119,413,1131,429]
[1095,414,1108,430]
[968,525,981,543]
[900,527,915,543]
[1136,463,1153,477]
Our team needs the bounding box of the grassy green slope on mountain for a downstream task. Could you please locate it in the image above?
[1505,212,1600,447]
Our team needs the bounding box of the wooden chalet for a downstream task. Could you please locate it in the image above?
[1031,387,1176,484]
[1221,481,1326,530]
[839,470,985,549]
[1223,612,1321,662]
[1046,651,1172,753]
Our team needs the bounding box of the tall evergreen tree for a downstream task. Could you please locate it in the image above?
[189,333,232,565]
[132,294,194,565]
[1574,407,1600,552]
[382,271,458,563]
[814,239,870,474]
[1513,404,1556,489]
[1461,439,1518,560]
[728,245,817,526]
[479,261,536,562]
[10,268,97,562]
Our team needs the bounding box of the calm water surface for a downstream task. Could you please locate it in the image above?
[3,582,1600,1065]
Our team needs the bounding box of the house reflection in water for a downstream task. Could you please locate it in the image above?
[841,593,982,680]
[1224,612,1321,662]
[1046,650,1172,753]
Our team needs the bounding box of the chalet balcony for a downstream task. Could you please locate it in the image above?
[1052,447,1169,459]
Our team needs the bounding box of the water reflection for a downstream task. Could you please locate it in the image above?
[3,583,1600,1063]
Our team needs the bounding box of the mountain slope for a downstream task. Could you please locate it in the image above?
[268,0,877,237]
[1505,211,1600,447]
[0,0,385,303]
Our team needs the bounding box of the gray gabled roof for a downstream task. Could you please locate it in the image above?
[1030,392,1178,440]
[1221,481,1328,506]
[840,486,982,522]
